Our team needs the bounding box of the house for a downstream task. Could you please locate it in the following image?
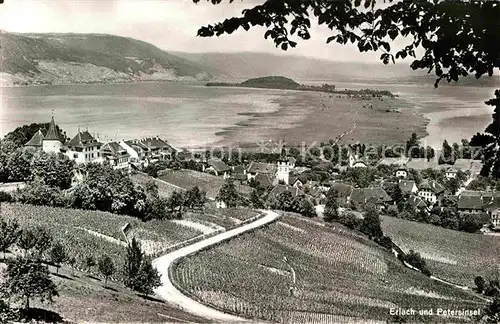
[276,157,291,184]
[24,129,45,151]
[406,195,429,211]
[288,157,297,169]
[395,166,408,178]
[399,180,418,195]
[483,195,500,229]
[445,166,458,179]
[204,159,231,179]
[247,162,277,181]
[24,116,66,154]
[330,182,354,205]
[136,136,176,160]
[119,140,148,163]
[406,157,440,171]
[417,180,445,204]
[65,129,102,164]
[349,187,392,209]
[100,142,131,170]
[457,191,490,215]
[230,165,247,183]
[289,176,304,188]
[266,184,304,206]
[254,173,276,189]
[306,187,326,205]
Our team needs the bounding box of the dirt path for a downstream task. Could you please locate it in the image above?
[152,210,280,323]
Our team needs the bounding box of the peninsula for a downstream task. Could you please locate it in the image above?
[206,75,395,98]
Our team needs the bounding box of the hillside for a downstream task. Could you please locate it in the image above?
[170,51,427,82]
[240,76,300,89]
[0,32,223,86]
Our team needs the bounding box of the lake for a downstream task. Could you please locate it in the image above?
[1,78,498,150]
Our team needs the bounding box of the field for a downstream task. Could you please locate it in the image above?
[381,215,500,287]
[158,169,252,199]
[0,203,203,279]
[173,213,485,323]
[130,172,184,198]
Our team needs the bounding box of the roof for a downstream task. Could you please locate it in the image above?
[418,180,445,194]
[288,157,297,164]
[445,166,458,173]
[101,142,129,157]
[24,129,44,147]
[137,137,176,151]
[289,176,302,185]
[247,162,277,174]
[458,194,488,210]
[396,166,408,172]
[399,180,416,194]
[125,140,148,151]
[67,130,100,148]
[380,181,398,192]
[268,184,303,200]
[307,187,324,198]
[231,173,247,181]
[484,196,500,211]
[44,116,64,142]
[378,157,409,166]
[331,183,354,198]
[350,187,392,205]
[232,165,246,174]
[254,173,275,189]
[207,159,231,173]
[407,195,428,209]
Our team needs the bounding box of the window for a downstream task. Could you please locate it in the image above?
[73,153,78,159]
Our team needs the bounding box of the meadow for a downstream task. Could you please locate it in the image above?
[173,213,485,323]
[158,169,252,199]
[130,172,184,198]
[381,215,500,287]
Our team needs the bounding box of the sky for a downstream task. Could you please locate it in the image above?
[0,0,415,62]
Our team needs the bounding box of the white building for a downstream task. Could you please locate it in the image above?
[42,116,65,154]
[395,167,408,178]
[276,158,290,185]
[65,129,102,164]
[445,166,458,179]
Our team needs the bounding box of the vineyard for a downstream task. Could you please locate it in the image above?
[0,202,203,279]
[381,215,500,287]
[158,169,252,199]
[173,214,485,323]
[130,172,183,198]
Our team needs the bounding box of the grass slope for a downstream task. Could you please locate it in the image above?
[173,213,485,323]
[381,215,500,287]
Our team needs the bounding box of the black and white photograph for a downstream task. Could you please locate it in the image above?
[0,0,500,323]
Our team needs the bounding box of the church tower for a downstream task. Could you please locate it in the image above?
[42,115,64,154]
[276,144,290,185]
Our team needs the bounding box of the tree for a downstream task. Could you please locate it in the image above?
[4,122,66,147]
[123,238,161,295]
[323,188,339,222]
[250,188,265,209]
[472,91,500,179]
[439,140,453,165]
[84,255,96,273]
[406,133,420,158]
[299,198,316,218]
[48,242,67,274]
[2,256,58,310]
[404,250,431,276]
[67,257,77,277]
[30,151,75,189]
[17,229,37,256]
[339,211,361,230]
[183,186,206,211]
[32,226,53,259]
[0,218,21,260]
[166,191,185,219]
[360,203,384,240]
[98,255,115,286]
[475,276,486,294]
[216,179,240,208]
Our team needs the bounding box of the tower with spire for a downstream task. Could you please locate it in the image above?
[276,141,290,185]
[42,114,64,154]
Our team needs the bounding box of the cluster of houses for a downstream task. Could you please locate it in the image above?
[24,116,176,170]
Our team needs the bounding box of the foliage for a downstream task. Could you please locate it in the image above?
[49,242,67,274]
[323,188,339,222]
[250,188,265,209]
[0,217,21,259]
[338,211,361,230]
[360,204,384,240]
[17,228,38,255]
[98,255,116,286]
[30,151,75,189]
[32,226,53,259]
[183,186,206,212]
[123,238,161,295]
[475,276,486,294]
[2,256,58,310]
[299,198,316,218]
[0,192,12,203]
[14,178,67,207]
[84,255,97,272]
[403,250,431,276]
[480,298,500,323]
[166,191,185,219]
[216,179,240,208]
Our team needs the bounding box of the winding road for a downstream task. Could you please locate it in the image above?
[152,210,281,323]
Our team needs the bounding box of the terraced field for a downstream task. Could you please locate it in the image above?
[0,203,203,279]
[381,215,500,287]
[173,214,485,323]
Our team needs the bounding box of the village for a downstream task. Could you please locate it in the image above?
[7,114,499,235]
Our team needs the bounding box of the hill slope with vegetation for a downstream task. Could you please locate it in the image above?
[0,32,222,86]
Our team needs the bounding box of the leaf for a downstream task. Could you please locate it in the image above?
[354,0,362,7]
[326,36,336,44]
[380,42,390,52]
[364,0,372,9]
[281,43,288,51]
[388,29,398,40]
